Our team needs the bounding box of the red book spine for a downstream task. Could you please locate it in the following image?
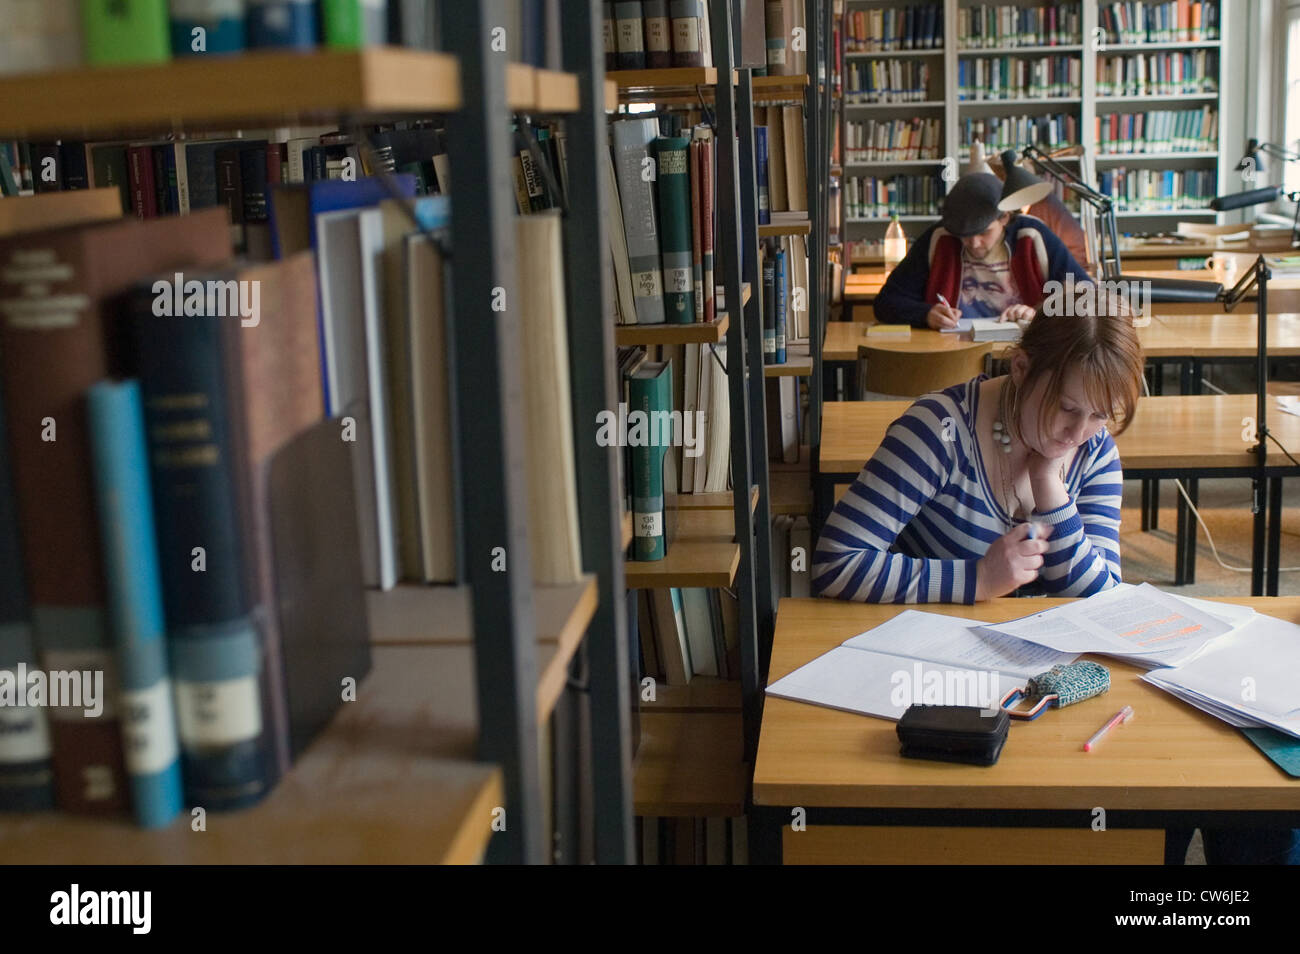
[128,145,157,219]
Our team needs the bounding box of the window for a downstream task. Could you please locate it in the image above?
[1284,4,1300,195]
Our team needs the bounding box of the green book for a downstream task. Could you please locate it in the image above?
[320,0,388,48]
[652,136,696,324]
[628,360,673,561]
[81,0,172,65]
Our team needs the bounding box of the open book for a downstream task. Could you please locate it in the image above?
[766,610,1076,721]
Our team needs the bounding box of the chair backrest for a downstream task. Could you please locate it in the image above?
[857,342,992,398]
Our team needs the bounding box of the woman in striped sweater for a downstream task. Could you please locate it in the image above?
[813,306,1144,603]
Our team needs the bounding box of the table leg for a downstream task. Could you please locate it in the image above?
[1184,479,1198,584]
[1268,476,1283,597]
[1174,486,1188,586]
[1141,480,1151,531]
[1251,478,1268,597]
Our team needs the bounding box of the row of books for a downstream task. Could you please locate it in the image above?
[957,55,1082,101]
[755,106,811,225]
[1096,50,1218,97]
[0,0,441,76]
[843,5,943,52]
[633,588,738,685]
[2,125,460,254]
[1098,166,1217,211]
[958,113,1080,156]
[844,60,933,104]
[0,195,368,825]
[604,0,718,71]
[762,239,791,364]
[1095,107,1218,155]
[955,4,1082,48]
[829,176,842,245]
[1098,1,1220,43]
[844,118,943,163]
[843,174,944,220]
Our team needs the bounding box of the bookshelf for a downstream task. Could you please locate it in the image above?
[0,1,637,866]
[838,0,1235,259]
[0,47,462,139]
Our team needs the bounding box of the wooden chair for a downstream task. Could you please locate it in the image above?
[856,342,993,398]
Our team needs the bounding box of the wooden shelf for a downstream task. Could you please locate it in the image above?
[1095,152,1219,161]
[845,99,945,109]
[0,645,501,863]
[760,221,811,237]
[673,484,760,512]
[605,78,619,112]
[1098,92,1218,102]
[845,159,944,167]
[625,508,740,589]
[613,284,750,345]
[611,67,719,94]
[642,675,742,711]
[367,577,598,721]
[764,343,813,377]
[615,315,729,346]
[634,711,746,817]
[958,97,1082,106]
[957,44,1084,54]
[0,47,460,139]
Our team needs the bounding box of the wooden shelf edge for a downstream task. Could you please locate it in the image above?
[0,47,461,140]
[611,66,719,93]
[641,676,742,712]
[760,221,812,236]
[673,484,760,513]
[439,768,504,865]
[614,315,729,346]
[536,576,600,720]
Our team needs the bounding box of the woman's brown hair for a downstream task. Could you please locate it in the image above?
[1001,296,1145,446]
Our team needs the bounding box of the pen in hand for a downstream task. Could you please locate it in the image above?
[934,293,959,328]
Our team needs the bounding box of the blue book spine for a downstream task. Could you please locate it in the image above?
[775,247,787,364]
[0,388,54,813]
[246,0,319,47]
[762,250,776,363]
[130,287,270,811]
[755,126,770,225]
[86,381,185,829]
[170,0,248,55]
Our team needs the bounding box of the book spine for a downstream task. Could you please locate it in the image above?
[128,145,158,220]
[612,120,666,324]
[0,386,55,813]
[215,145,246,248]
[643,0,672,68]
[169,0,247,55]
[614,0,647,69]
[765,0,788,74]
[59,143,90,191]
[246,0,319,47]
[669,0,703,68]
[629,369,671,561]
[81,0,173,64]
[603,1,618,71]
[701,134,715,323]
[653,136,695,324]
[754,126,770,224]
[130,283,270,811]
[92,146,132,220]
[31,143,62,193]
[321,0,387,47]
[688,140,704,322]
[86,381,185,829]
[151,145,171,215]
[763,247,776,363]
[775,245,787,363]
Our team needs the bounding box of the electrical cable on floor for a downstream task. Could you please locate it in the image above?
[1140,372,1300,573]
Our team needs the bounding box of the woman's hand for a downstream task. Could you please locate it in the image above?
[975,522,1052,600]
[1026,447,1071,512]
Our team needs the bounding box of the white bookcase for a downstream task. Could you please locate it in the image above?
[841,0,1241,258]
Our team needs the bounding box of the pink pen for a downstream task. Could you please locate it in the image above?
[1083,705,1134,752]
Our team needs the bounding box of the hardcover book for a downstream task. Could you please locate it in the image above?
[81,0,172,64]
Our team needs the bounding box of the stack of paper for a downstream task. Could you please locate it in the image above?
[1142,615,1300,738]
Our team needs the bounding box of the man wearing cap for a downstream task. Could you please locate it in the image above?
[875,171,1093,330]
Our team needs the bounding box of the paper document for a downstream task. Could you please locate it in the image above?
[975,583,1232,659]
[1142,613,1300,738]
[766,610,1076,721]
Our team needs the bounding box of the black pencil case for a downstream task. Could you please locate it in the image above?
[896,705,1010,766]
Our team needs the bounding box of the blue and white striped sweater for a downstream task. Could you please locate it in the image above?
[813,376,1123,603]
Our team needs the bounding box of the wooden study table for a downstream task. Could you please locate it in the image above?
[752,596,1300,865]
[817,394,1300,594]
